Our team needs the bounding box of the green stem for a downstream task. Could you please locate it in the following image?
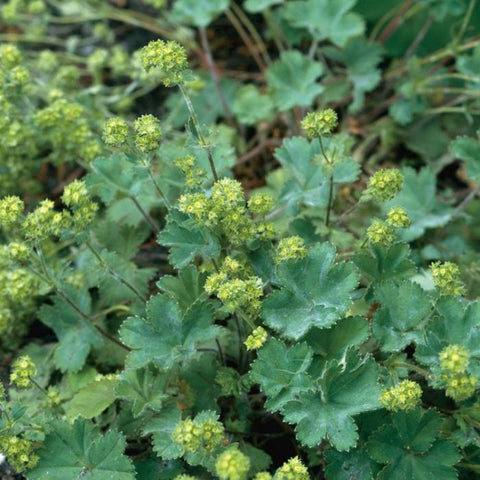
[147,166,172,209]
[129,195,160,233]
[318,137,334,228]
[393,362,434,379]
[86,241,147,303]
[29,263,131,352]
[179,84,218,181]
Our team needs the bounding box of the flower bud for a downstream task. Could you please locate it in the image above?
[244,326,268,351]
[301,109,338,138]
[365,168,404,202]
[379,380,422,412]
[10,355,36,389]
[366,220,396,247]
[133,114,162,152]
[431,261,465,296]
[215,446,251,480]
[103,117,129,147]
[386,206,411,228]
[276,236,307,263]
[275,456,310,480]
[140,40,188,86]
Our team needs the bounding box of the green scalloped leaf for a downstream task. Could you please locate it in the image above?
[415,298,480,378]
[450,135,480,183]
[120,294,221,370]
[250,339,315,412]
[27,419,135,479]
[38,287,102,373]
[280,351,381,451]
[372,281,432,352]
[304,316,369,359]
[232,85,275,125]
[157,265,207,312]
[157,211,221,268]
[283,0,364,47]
[267,50,324,110]
[116,367,168,417]
[325,447,379,480]
[343,36,383,112]
[262,243,359,339]
[142,403,183,460]
[64,376,119,420]
[354,243,416,285]
[171,0,229,27]
[367,409,460,480]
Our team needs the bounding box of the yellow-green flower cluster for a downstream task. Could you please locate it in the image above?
[205,257,263,316]
[439,344,470,375]
[174,155,206,189]
[276,236,307,263]
[0,44,23,68]
[23,199,70,240]
[301,109,338,138]
[10,355,36,389]
[365,168,404,202]
[0,245,39,342]
[46,387,61,407]
[62,180,98,232]
[254,473,273,480]
[34,99,100,163]
[439,344,477,401]
[386,206,411,228]
[275,456,310,480]
[430,261,465,296]
[0,436,38,473]
[366,220,396,247]
[179,178,266,245]
[379,380,422,412]
[172,415,225,454]
[248,192,275,216]
[442,374,477,401]
[103,117,129,147]
[215,446,251,480]
[133,114,162,152]
[140,40,188,86]
[6,242,30,264]
[244,326,268,351]
[0,195,24,228]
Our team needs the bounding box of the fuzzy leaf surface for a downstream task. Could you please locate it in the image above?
[372,281,431,352]
[38,287,101,373]
[354,243,416,284]
[262,243,359,339]
[120,294,221,370]
[267,50,324,110]
[367,409,460,480]
[65,376,119,420]
[280,352,381,450]
[116,368,168,417]
[157,265,207,312]
[283,0,364,47]
[304,316,368,359]
[27,419,135,479]
[250,339,315,412]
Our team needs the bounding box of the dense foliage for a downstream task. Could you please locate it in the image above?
[0,1,479,479]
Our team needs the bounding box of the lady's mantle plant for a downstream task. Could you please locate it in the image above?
[0,2,479,479]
